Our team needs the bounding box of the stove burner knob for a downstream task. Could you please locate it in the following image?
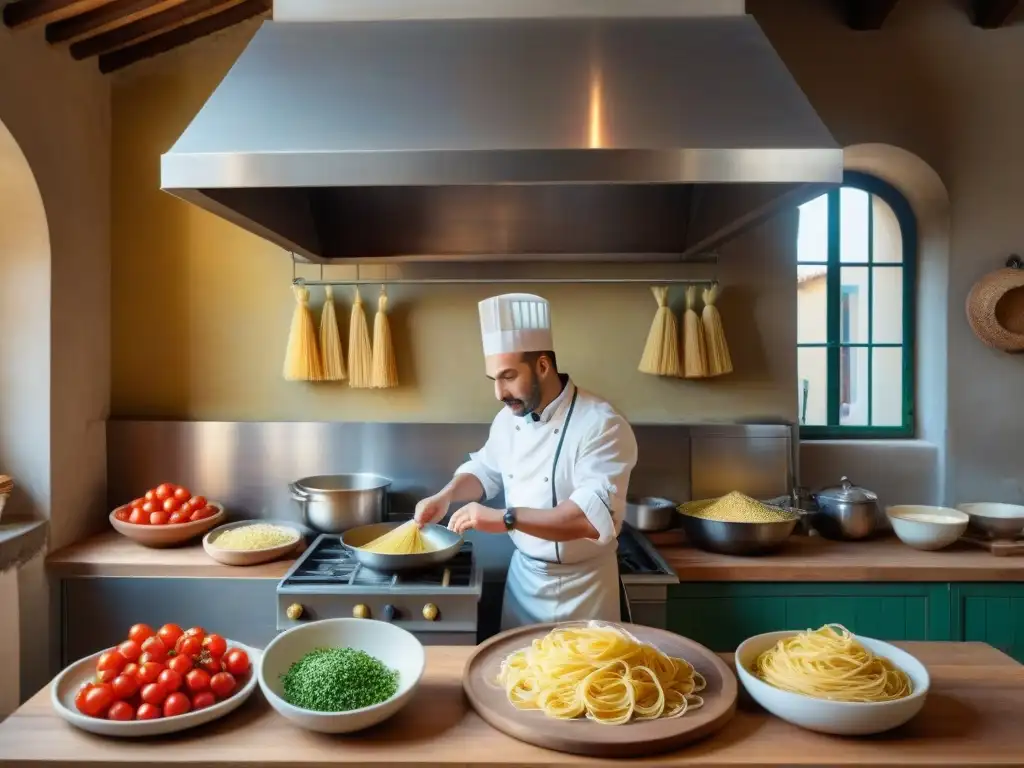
[422,603,439,621]
[381,604,396,622]
[353,604,370,619]
[286,603,304,621]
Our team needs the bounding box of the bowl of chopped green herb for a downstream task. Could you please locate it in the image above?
[258,618,425,734]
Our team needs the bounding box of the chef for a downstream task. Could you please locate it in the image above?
[414,293,638,629]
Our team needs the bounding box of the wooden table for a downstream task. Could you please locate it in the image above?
[47,530,1024,581]
[2,643,1024,767]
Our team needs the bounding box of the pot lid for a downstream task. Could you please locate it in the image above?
[817,476,877,503]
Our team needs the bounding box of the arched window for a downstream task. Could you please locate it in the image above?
[797,171,916,439]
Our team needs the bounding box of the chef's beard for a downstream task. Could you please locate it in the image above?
[502,370,542,417]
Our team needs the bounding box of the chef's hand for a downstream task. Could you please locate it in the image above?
[447,502,505,535]
[413,492,451,527]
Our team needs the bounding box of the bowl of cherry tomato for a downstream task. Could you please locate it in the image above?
[51,622,259,737]
[110,482,226,547]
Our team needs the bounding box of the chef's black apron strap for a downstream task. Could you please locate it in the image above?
[549,386,579,565]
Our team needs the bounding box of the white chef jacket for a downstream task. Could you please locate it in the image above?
[454,379,638,566]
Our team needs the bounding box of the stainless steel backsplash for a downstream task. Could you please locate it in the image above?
[106,420,796,518]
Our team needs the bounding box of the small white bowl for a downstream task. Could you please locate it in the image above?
[957,502,1024,540]
[886,505,968,551]
[735,630,929,736]
[258,618,424,734]
[51,639,260,737]
[203,520,303,566]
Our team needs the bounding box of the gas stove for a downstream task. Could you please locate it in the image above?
[276,535,483,645]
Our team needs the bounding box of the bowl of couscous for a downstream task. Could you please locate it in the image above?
[678,492,801,556]
[203,520,306,566]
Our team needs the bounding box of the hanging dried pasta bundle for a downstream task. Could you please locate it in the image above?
[681,285,708,379]
[319,285,347,381]
[371,286,398,389]
[638,286,681,377]
[347,287,373,388]
[702,283,733,377]
[283,284,324,382]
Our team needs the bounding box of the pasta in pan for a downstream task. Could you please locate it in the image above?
[496,622,706,725]
[358,521,436,555]
[754,624,913,702]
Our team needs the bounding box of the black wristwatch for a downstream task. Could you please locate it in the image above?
[503,507,517,531]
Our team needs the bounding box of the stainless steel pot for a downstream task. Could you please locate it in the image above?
[625,496,678,532]
[809,476,879,541]
[289,473,391,533]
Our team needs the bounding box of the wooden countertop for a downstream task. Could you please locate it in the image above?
[2,643,1023,767]
[648,530,1024,581]
[47,529,1024,582]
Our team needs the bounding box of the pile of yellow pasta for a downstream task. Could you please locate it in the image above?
[359,521,436,555]
[754,624,913,702]
[497,622,706,726]
[680,491,797,523]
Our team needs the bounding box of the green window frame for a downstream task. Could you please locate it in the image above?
[798,171,917,440]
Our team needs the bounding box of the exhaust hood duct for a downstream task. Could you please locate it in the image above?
[160,8,842,263]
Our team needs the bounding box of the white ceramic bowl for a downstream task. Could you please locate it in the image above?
[203,519,304,566]
[735,630,930,736]
[258,618,424,734]
[109,502,226,548]
[886,505,969,551]
[51,639,260,737]
[957,502,1024,540]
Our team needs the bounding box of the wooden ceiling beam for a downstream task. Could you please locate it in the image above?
[70,0,243,58]
[46,0,186,44]
[96,0,269,73]
[3,0,112,28]
[971,0,1019,27]
[845,0,900,30]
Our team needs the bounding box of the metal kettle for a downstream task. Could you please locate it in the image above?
[808,476,879,541]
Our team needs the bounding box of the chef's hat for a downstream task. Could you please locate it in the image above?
[478,293,554,357]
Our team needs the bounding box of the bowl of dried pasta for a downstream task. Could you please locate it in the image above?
[203,520,305,566]
[677,492,801,556]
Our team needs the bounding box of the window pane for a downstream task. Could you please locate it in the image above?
[839,267,869,344]
[872,267,903,344]
[839,346,869,426]
[840,187,870,263]
[797,266,828,343]
[797,347,828,426]
[872,195,902,264]
[797,193,828,263]
[872,347,904,426]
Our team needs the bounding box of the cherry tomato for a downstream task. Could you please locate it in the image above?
[136,661,163,684]
[167,654,192,676]
[127,623,154,644]
[149,510,168,525]
[111,674,138,700]
[144,489,157,503]
[155,483,175,501]
[184,626,206,641]
[190,495,207,510]
[139,651,166,666]
[157,622,183,646]
[141,500,161,516]
[191,691,216,710]
[128,508,147,525]
[107,701,134,721]
[176,636,202,658]
[158,668,182,692]
[141,635,166,658]
[199,655,223,675]
[203,634,227,657]
[163,692,191,718]
[136,702,161,720]
[117,640,141,662]
[173,486,191,502]
[75,682,95,714]
[168,511,189,524]
[190,505,216,521]
[96,668,118,683]
[162,497,182,514]
[81,683,114,718]
[224,649,250,677]
[122,662,140,679]
[184,668,210,693]
[114,507,131,522]
[140,682,167,706]
[209,672,236,700]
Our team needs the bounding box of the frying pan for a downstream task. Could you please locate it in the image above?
[340,521,464,572]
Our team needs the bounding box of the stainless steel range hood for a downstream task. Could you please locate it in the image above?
[160,2,841,264]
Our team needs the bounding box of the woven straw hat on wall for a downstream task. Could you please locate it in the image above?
[965,256,1024,353]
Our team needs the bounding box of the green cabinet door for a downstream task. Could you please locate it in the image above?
[667,583,950,652]
[951,583,1024,663]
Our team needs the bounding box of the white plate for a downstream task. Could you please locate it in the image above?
[51,639,261,737]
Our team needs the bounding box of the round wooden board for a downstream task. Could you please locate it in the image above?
[463,622,738,758]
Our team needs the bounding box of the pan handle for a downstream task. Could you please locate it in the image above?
[289,482,310,503]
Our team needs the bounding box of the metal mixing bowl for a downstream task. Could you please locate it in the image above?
[957,503,1024,540]
[678,514,799,556]
[624,496,678,532]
